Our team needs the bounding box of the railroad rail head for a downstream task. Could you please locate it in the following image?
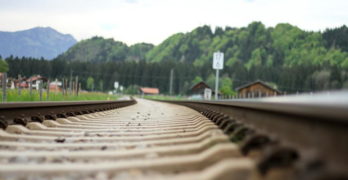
[157,92,348,179]
[0,98,136,129]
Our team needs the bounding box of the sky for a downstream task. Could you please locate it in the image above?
[0,0,347,45]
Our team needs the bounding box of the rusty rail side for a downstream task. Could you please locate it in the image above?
[157,93,348,178]
[0,98,136,129]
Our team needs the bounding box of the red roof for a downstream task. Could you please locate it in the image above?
[140,87,159,94]
[49,84,62,91]
[27,75,48,82]
[19,82,28,88]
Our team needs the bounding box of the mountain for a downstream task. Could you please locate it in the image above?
[0,27,77,59]
[56,36,154,62]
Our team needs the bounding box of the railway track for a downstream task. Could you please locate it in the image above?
[0,94,347,179]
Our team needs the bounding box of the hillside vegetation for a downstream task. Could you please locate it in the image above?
[147,22,348,68]
[57,22,348,69]
[57,36,154,62]
[4,22,348,95]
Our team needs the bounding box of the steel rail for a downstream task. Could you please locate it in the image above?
[0,99,255,180]
[0,98,136,129]
[158,92,348,178]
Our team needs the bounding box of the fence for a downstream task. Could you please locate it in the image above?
[0,73,80,102]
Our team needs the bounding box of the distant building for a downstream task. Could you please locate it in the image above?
[0,74,50,90]
[14,77,29,88]
[189,81,219,99]
[27,75,48,90]
[139,87,160,95]
[49,80,62,92]
[236,80,281,98]
[19,81,28,88]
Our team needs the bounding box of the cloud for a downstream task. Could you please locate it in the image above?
[101,24,118,31]
[0,0,347,45]
[124,0,138,3]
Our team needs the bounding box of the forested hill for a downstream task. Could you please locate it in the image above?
[56,22,348,69]
[56,37,154,62]
[5,22,348,94]
[146,22,348,68]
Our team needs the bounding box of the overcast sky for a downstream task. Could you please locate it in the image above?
[0,0,347,45]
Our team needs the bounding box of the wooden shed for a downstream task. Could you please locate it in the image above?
[189,81,220,99]
[236,80,281,98]
[190,82,210,94]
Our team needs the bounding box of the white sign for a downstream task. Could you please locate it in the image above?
[213,51,224,70]
[204,88,212,100]
[114,81,119,89]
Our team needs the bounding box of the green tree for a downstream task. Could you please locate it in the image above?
[86,77,94,91]
[0,58,9,72]
[323,25,348,52]
[191,76,203,85]
[220,77,236,95]
[99,80,104,91]
[124,85,140,95]
[206,73,216,88]
[245,48,264,70]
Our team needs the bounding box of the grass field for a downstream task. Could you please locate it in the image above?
[0,89,119,102]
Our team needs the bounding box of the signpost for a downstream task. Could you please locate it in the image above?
[204,88,212,100]
[114,81,119,94]
[114,82,119,89]
[213,51,224,100]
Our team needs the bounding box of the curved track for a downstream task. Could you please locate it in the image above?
[1,94,347,180]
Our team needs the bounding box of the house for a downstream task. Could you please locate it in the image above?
[49,80,62,92]
[236,80,281,98]
[14,77,29,88]
[19,81,29,88]
[189,81,219,100]
[0,74,50,90]
[27,75,48,90]
[139,87,159,95]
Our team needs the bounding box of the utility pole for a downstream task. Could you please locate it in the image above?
[63,78,67,96]
[169,69,174,95]
[2,72,7,102]
[39,80,43,101]
[18,74,22,96]
[64,78,68,96]
[75,76,78,95]
[72,81,75,95]
[215,69,219,100]
[77,83,81,96]
[29,80,32,96]
[69,70,73,95]
[62,78,65,96]
[46,80,50,100]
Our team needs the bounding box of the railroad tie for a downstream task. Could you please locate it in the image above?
[0,99,255,180]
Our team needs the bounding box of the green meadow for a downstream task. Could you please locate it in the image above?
[0,89,118,102]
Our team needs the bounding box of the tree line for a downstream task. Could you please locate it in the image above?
[1,22,348,95]
[3,56,348,95]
